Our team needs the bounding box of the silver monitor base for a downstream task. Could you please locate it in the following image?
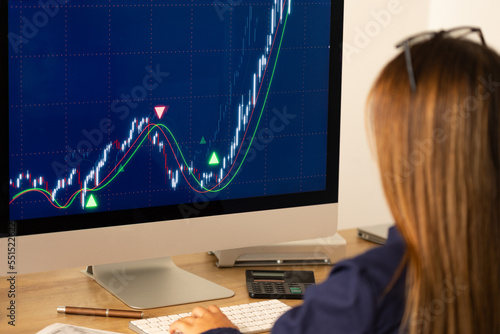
[82,257,234,309]
[211,233,346,267]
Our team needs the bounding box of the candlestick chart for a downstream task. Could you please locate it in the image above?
[8,0,331,221]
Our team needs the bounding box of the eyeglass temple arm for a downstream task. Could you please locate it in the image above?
[402,41,417,93]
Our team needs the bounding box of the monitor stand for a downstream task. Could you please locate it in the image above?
[82,257,234,309]
[212,233,346,267]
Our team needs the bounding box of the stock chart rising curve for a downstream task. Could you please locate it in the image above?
[8,0,331,220]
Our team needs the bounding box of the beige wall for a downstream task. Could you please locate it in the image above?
[338,0,431,230]
[338,0,500,230]
[428,0,500,50]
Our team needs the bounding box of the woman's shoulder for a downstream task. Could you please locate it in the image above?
[341,226,406,288]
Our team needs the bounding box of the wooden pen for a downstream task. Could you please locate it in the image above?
[57,306,143,319]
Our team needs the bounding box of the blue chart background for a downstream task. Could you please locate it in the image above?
[8,0,331,220]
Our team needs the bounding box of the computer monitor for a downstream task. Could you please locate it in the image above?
[2,0,343,309]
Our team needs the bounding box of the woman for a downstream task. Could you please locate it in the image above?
[169,27,500,334]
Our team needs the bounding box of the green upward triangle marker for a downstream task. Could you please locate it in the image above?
[200,136,206,144]
[86,194,98,208]
[208,152,219,165]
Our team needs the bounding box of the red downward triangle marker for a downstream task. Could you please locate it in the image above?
[154,105,168,119]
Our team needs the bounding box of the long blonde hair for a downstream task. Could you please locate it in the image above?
[368,36,500,333]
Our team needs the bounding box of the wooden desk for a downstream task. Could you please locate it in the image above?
[0,229,378,334]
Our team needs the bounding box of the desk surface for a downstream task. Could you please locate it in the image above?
[1,229,377,334]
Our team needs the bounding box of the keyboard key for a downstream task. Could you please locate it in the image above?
[129,299,291,334]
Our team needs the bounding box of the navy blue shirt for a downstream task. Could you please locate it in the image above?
[205,227,406,334]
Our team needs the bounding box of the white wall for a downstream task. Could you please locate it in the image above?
[338,0,500,230]
[338,0,431,230]
[428,0,500,50]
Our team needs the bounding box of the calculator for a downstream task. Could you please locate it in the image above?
[246,270,316,299]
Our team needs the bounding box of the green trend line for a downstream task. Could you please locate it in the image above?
[10,10,290,207]
[150,11,290,194]
[200,11,290,193]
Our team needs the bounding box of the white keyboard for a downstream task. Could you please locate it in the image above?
[129,299,291,334]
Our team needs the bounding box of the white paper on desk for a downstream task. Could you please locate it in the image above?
[36,323,124,334]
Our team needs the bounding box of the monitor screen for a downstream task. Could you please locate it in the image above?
[3,0,342,307]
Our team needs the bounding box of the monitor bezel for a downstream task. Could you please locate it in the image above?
[2,0,343,239]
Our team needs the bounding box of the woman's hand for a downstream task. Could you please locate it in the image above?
[168,305,238,334]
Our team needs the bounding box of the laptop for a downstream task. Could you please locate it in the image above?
[357,223,393,245]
